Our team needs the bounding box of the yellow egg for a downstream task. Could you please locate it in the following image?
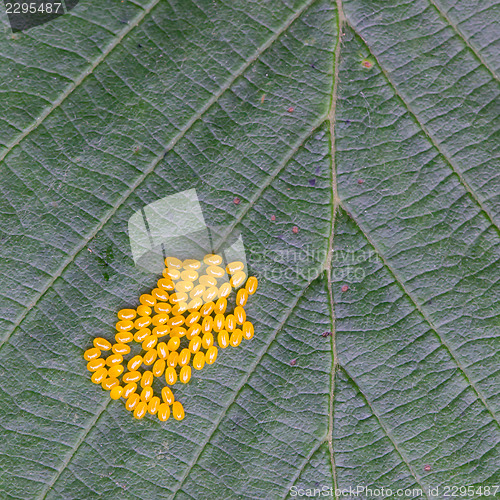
[91,367,107,384]
[242,321,254,340]
[157,403,170,422]
[143,349,158,366]
[165,256,182,269]
[201,316,213,334]
[189,336,202,353]
[142,335,158,351]
[192,352,205,370]
[225,314,235,332]
[108,364,124,378]
[151,313,170,327]
[141,371,154,388]
[148,397,160,415]
[117,308,137,321]
[154,302,172,314]
[153,358,166,377]
[187,297,203,312]
[226,261,244,274]
[182,258,201,270]
[115,331,133,343]
[140,387,153,403]
[185,311,201,327]
[234,306,246,325]
[178,348,191,366]
[134,328,151,342]
[152,287,169,301]
[205,345,218,364]
[134,316,152,329]
[167,336,181,351]
[127,355,143,371]
[246,276,258,295]
[230,271,246,289]
[133,401,148,419]
[202,332,214,349]
[122,371,141,383]
[158,278,175,291]
[84,347,101,361]
[165,367,177,385]
[93,338,111,351]
[236,288,248,307]
[101,377,119,391]
[106,354,123,367]
[157,342,169,360]
[169,292,188,305]
[199,275,217,287]
[137,304,152,317]
[218,330,229,349]
[122,382,137,399]
[167,351,179,368]
[87,358,105,372]
[179,365,191,383]
[112,343,130,355]
[152,325,170,337]
[199,301,215,317]
[230,329,243,347]
[213,314,224,332]
[206,265,225,279]
[125,393,140,411]
[172,302,188,315]
[139,294,156,307]
[172,401,185,421]
[202,286,218,302]
[181,269,198,281]
[161,386,175,405]
[214,297,227,314]
[110,386,123,400]
[163,268,181,281]
[175,280,193,293]
[218,282,232,299]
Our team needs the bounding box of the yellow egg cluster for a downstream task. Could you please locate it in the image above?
[83,254,258,422]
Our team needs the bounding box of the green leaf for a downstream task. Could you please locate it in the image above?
[0,0,498,498]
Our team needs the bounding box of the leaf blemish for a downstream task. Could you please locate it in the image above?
[341,285,349,292]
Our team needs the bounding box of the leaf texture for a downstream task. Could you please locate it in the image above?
[0,0,498,498]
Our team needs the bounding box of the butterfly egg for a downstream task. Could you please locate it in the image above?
[143,348,158,366]
[206,265,225,279]
[102,377,119,391]
[163,268,181,281]
[187,297,203,312]
[134,316,152,329]
[214,297,227,314]
[110,385,123,400]
[179,365,191,383]
[140,387,153,403]
[154,302,172,314]
[91,367,107,384]
[158,278,175,292]
[161,386,175,405]
[127,355,143,371]
[246,276,258,295]
[175,280,193,293]
[242,321,254,340]
[218,283,232,299]
[187,323,201,340]
[178,348,191,366]
[185,311,201,327]
[118,308,137,321]
[230,329,243,347]
[167,351,179,368]
[140,370,153,388]
[217,330,229,349]
[142,335,158,351]
[192,352,205,370]
[183,258,201,270]
[165,256,183,269]
[189,284,205,299]
[140,294,156,307]
[137,304,152,317]
[236,288,248,307]
[87,358,105,372]
[125,393,140,411]
[122,382,137,399]
[157,403,171,422]
[199,301,215,317]
[202,332,214,349]
[172,302,188,315]
[153,358,166,377]
[134,328,151,342]
[152,325,170,338]
[213,314,225,332]
[108,364,124,378]
[201,316,213,334]
[230,271,246,289]
[226,261,244,275]
[181,269,198,281]
[122,371,141,384]
[172,401,185,421]
[152,313,169,327]
[84,347,101,361]
[189,335,202,354]
[234,306,246,325]
[116,320,134,332]
[225,314,235,332]
[112,343,131,355]
[203,253,223,266]
[152,287,169,302]
[199,275,217,287]
[205,345,218,365]
[106,354,123,367]
[167,315,184,329]
[167,336,180,351]
[157,342,169,360]
[115,331,133,343]
[148,396,160,415]
[171,326,187,338]
[133,401,148,420]
[165,367,177,385]
[202,286,218,302]
[93,338,112,351]
[169,292,188,305]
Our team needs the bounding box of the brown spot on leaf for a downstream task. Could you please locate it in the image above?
[361,59,373,69]
[341,285,349,292]
[357,179,364,184]
[424,465,431,472]
[290,359,297,366]
[292,226,299,234]
[233,197,240,205]
[270,214,276,221]
[288,107,295,113]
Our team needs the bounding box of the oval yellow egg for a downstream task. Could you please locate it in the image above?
[139,294,156,307]
[157,403,170,422]
[108,364,124,378]
[125,393,140,411]
[127,355,143,371]
[93,338,111,351]
[202,332,214,349]
[110,385,123,400]
[122,371,141,383]
[148,397,160,415]
[192,351,205,370]
[242,321,254,340]
[152,287,169,301]
[206,345,218,364]
[218,330,229,349]
[101,377,119,391]
[134,328,151,342]
[137,304,152,317]
[236,288,248,307]
[199,301,215,317]
[87,358,105,372]
[84,347,101,361]
[122,382,137,399]
[230,329,243,347]
[161,386,175,405]
[246,276,258,295]
[226,261,244,274]
[225,314,235,332]
[167,351,179,368]
[157,342,169,360]
[182,258,201,270]
[165,256,182,269]
[153,358,166,377]
[112,343,130,355]
[106,354,123,367]
[140,387,153,402]
[178,348,191,366]
[91,367,107,384]
[206,265,225,279]
[133,401,148,420]
[189,336,202,353]
[165,367,177,385]
[143,349,158,366]
[115,331,133,343]
[134,316,152,329]
[179,365,191,383]
[117,308,137,321]
[154,302,172,314]
[172,401,185,421]
[230,271,246,289]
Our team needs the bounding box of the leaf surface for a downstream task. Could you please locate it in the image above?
[0,0,498,498]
